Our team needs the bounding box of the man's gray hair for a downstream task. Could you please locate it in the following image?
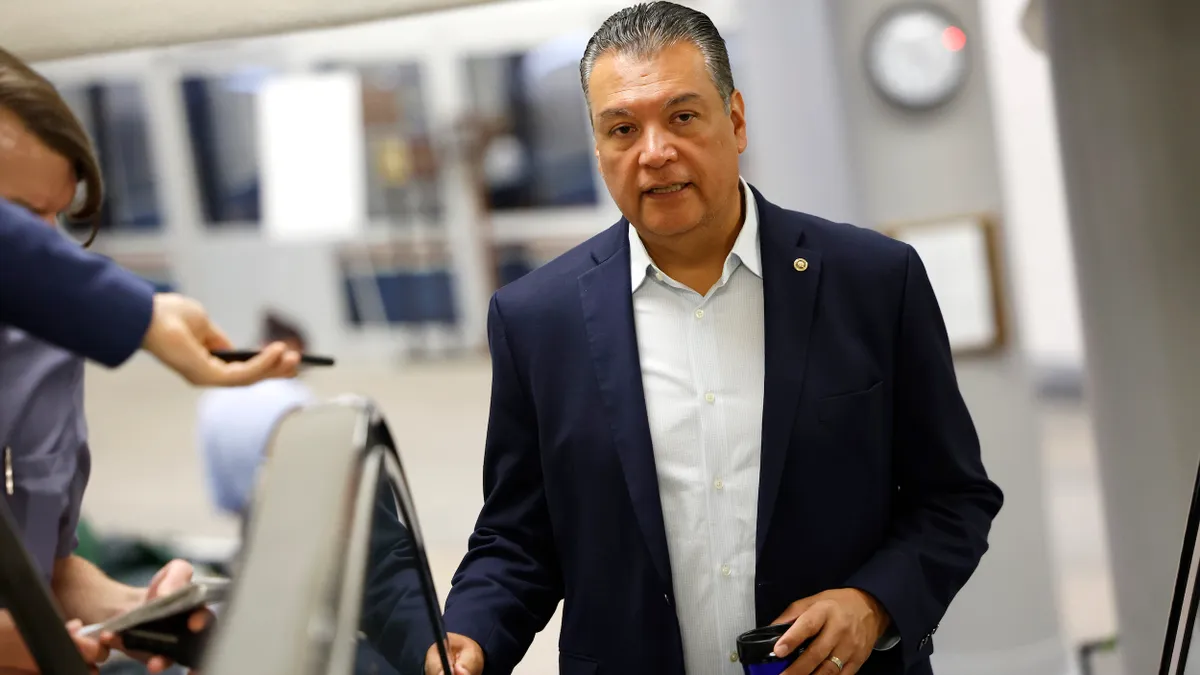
[580,1,735,113]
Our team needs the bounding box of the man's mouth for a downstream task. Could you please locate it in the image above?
[644,182,690,195]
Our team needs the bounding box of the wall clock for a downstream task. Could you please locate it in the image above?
[865,4,971,111]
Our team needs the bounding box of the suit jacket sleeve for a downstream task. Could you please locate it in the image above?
[845,245,1004,669]
[0,198,154,368]
[442,294,563,674]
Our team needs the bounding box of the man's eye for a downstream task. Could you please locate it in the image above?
[611,125,633,137]
[677,113,695,123]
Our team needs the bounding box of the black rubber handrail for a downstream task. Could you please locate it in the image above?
[0,497,91,675]
[1160,456,1200,674]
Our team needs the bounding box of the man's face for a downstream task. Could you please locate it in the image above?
[588,41,747,239]
[0,108,76,225]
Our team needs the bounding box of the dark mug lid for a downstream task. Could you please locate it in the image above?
[736,624,811,664]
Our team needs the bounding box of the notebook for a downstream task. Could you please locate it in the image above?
[77,577,230,638]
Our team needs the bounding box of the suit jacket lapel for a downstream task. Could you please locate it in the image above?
[754,190,822,555]
[578,223,674,598]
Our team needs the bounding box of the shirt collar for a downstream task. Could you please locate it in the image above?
[629,177,761,292]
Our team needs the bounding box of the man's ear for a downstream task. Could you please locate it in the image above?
[729,89,748,154]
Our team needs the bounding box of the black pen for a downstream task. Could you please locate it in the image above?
[210,349,335,367]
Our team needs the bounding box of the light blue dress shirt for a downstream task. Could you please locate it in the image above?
[0,325,90,583]
[195,378,315,516]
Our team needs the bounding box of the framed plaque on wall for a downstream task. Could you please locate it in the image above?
[883,213,1008,356]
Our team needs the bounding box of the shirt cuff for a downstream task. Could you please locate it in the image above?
[874,625,901,651]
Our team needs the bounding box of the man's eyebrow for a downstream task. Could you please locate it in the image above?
[596,106,633,121]
[664,92,702,108]
[596,93,705,121]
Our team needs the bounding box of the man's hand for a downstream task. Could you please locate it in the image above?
[772,588,891,675]
[424,633,484,675]
[142,293,300,386]
[100,559,211,674]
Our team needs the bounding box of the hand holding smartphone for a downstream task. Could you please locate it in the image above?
[77,578,230,670]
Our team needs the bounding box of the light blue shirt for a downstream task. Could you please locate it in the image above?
[196,378,315,515]
[0,326,90,583]
[628,177,765,673]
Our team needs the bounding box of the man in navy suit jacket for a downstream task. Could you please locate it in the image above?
[426,4,1002,674]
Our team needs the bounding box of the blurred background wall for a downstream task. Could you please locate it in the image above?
[29,0,1087,375]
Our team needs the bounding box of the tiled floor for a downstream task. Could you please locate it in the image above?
[79,356,1120,674]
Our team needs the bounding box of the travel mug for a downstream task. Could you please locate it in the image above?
[736,623,809,675]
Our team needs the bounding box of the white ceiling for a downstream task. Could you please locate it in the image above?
[0,0,500,61]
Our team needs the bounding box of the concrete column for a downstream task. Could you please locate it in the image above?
[425,50,493,354]
[1043,2,1200,672]
[743,1,1071,673]
[737,0,861,223]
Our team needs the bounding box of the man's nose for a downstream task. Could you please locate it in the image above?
[638,128,677,168]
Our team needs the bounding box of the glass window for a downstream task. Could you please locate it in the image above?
[495,244,535,287]
[181,68,272,226]
[339,244,458,327]
[137,270,178,294]
[325,62,442,226]
[465,45,598,211]
[492,239,581,288]
[104,254,178,293]
[56,82,163,232]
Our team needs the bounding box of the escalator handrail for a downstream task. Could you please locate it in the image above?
[1160,455,1200,674]
[0,496,91,675]
[201,396,453,675]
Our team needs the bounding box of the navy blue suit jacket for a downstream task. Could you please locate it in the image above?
[0,198,153,367]
[442,188,1003,674]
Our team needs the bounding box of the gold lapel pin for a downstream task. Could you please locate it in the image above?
[793,258,809,272]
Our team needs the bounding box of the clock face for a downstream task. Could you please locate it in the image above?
[865,5,970,110]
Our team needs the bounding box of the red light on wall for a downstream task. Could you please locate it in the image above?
[942,25,967,52]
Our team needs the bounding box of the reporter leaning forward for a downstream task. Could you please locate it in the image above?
[413,3,1004,675]
[0,47,293,674]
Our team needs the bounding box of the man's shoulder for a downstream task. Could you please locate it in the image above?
[753,195,916,306]
[782,207,911,264]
